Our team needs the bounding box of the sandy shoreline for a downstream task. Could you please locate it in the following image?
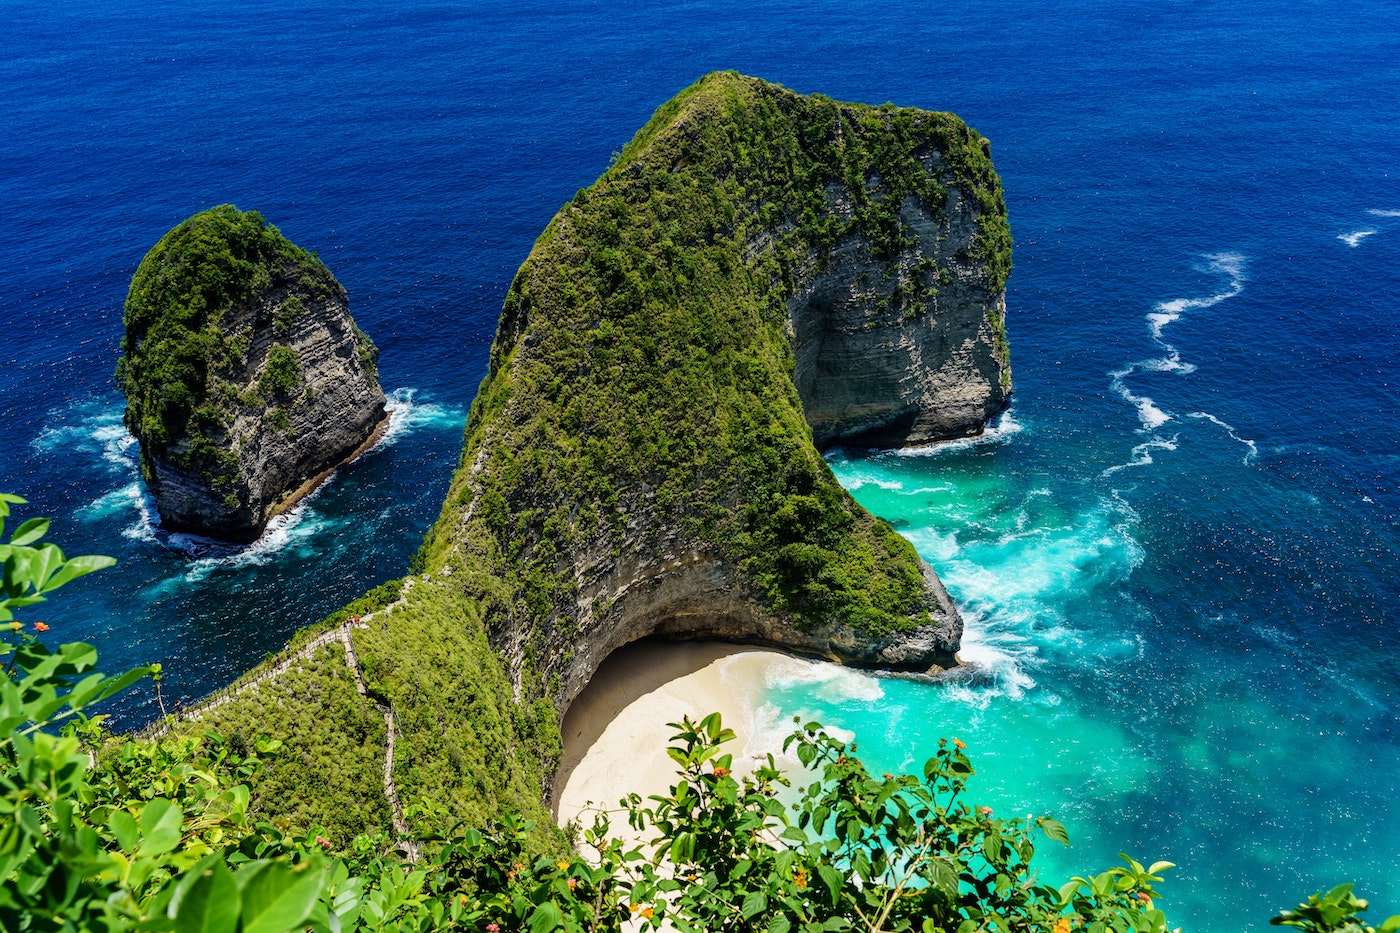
[553,640,793,838]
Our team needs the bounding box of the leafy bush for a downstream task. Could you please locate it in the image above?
[177,644,392,848]
[1272,886,1400,933]
[259,344,301,398]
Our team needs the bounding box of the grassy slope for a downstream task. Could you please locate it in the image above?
[158,73,1010,850]
[178,643,390,848]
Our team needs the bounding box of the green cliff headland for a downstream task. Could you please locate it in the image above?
[165,71,1012,847]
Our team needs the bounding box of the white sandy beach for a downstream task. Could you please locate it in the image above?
[553,640,794,843]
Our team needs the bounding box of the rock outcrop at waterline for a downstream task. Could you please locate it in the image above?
[417,72,1013,714]
[117,205,386,543]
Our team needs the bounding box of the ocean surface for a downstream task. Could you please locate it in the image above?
[2,1,1396,929]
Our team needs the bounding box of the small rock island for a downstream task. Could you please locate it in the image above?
[117,205,387,542]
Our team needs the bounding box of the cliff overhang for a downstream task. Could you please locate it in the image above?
[413,72,1012,716]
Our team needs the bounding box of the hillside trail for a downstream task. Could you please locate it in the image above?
[174,577,421,860]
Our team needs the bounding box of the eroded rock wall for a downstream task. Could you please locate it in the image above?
[416,73,1012,721]
[793,179,1011,448]
[148,278,387,541]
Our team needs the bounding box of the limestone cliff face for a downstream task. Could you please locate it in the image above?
[119,206,386,543]
[792,178,1011,447]
[417,73,1012,716]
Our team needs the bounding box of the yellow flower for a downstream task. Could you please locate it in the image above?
[1054,918,1072,933]
[557,860,570,871]
[641,907,654,919]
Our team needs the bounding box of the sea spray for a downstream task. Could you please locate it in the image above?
[41,388,461,564]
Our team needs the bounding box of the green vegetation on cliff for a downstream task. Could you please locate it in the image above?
[416,72,1011,698]
[115,205,362,481]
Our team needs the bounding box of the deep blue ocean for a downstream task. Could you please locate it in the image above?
[2,1,1396,928]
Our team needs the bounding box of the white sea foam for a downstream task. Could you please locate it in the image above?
[1366,209,1400,217]
[727,655,882,768]
[1102,435,1179,476]
[376,387,466,448]
[31,403,139,475]
[1187,411,1258,464]
[1109,366,1173,431]
[908,484,954,495]
[945,610,1038,706]
[1338,229,1377,247]
[172,496,342,581]
[840,474,904,492]
[763,655,887,705]
[889,409,1025,457]
[1105,252,1246,472]
[930,493,1143,707]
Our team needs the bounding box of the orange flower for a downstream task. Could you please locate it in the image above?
[712,766,730,778]
[953,738,966,750]
[1054,918,1072,933]
[979,806,993,818]
[794,867,809,889]
[33,622,50,632]
[567,878,577,891]
[641,907,654,919]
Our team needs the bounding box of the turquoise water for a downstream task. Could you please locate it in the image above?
[763,249,1400,926]
[2,1,1397,929]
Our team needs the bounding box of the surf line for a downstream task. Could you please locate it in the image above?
[1103,252,1248,477]
[1338,208,1400,247]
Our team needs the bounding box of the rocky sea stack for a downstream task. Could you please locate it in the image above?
[117,205,387,543]
[417,72,1013,712]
